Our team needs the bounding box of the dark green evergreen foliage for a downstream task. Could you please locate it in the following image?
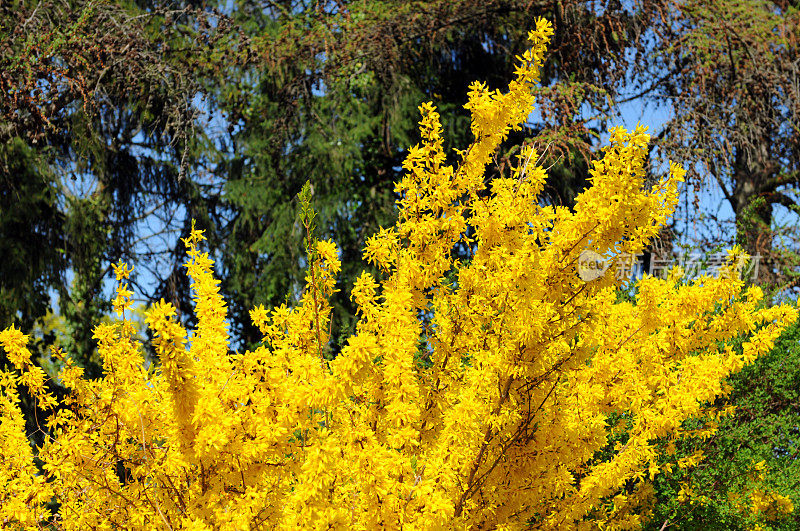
[0,140,65,333]
[0,0,665,352]
[0,0,220,370]
[647,317,800,530]
[0,140,69,448]
[211,0,657,349]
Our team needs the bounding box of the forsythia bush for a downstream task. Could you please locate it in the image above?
[1,18,797,529]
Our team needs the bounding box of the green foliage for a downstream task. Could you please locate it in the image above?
[647,315,800,530]
[212,0,654,350]
[0,140,64,332]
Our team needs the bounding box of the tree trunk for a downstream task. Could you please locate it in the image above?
[731,150,774,286]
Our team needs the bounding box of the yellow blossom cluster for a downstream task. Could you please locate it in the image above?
[1,17,797,529]
[749,489,794,522]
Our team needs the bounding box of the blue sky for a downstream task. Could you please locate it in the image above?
[57,16,800,322]
[65,91,744,304]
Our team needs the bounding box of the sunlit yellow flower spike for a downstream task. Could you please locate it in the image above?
[112,261,133,281]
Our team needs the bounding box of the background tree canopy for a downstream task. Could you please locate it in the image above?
[2,0,799,527]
